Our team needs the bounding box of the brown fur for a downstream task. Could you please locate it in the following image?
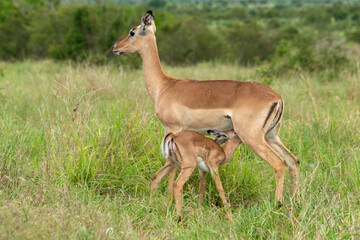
[150,130,238,222]
[113,12,300,205]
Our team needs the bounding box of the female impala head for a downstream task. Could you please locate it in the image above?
[112,10,156,55]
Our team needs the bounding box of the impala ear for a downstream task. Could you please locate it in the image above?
[140,10,156,35]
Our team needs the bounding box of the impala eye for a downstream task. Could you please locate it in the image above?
[130,31,135,37]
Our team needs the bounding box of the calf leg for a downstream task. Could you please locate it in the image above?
[208,162,232,221]
[199,170,207,206]
[173,165,196,224]
[150,160,174,205]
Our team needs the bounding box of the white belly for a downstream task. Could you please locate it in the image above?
[197,157,210,173]
[177,106,234,134]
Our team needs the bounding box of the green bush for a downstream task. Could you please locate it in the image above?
[0,0,359,71]
[304,7,332,28]
[327,3,348,21]
[157,16,223,64]
[270,33,350,80]
[223,22,276,65]
[347,29,360,43]
[0,3,29,59]
[48,5,99,60]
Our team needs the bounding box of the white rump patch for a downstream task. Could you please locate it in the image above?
[276,101,280,113]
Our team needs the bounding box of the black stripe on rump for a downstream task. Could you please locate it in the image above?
[263,102,278,128]
[162,132,173,150]
[172,141,183,164]
[164,132,172,141]
[268,101,283,132]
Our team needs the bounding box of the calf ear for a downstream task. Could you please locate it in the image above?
[140,10,156,34]
[207,130,228,145]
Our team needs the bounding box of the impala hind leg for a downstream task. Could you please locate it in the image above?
[199,170,207,206]
[167,168,176,204]
[239,133,286,206]
[173,165,196,224]
[150,160,175,205]
[266,125,300,202]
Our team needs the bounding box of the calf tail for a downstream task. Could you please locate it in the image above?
[161,133,180,163]
[161,133,174,159]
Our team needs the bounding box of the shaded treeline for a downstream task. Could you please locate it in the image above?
[1,0,360,76]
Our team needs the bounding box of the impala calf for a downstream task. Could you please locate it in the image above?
[113,11,300,205]
[150,130,238,222]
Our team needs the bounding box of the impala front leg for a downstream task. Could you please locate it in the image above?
[220,135,242,166]
[208,130,242,166]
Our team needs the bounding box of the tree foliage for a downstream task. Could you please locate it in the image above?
[0,1,359,77]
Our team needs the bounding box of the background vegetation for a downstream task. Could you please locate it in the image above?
[1,61,359,239]
[1,0,360,239]
[1,0,360,76]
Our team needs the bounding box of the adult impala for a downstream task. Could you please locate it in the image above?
[112,11,300,205]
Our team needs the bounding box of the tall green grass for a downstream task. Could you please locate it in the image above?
[0,60,359,239]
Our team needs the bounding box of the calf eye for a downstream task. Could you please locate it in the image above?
[130,31,135,37]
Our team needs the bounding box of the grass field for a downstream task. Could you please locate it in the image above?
[0,60,359,239]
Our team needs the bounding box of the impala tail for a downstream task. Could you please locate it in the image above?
[161,133,178,162]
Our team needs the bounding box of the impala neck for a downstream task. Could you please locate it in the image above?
[139,35,167,102]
